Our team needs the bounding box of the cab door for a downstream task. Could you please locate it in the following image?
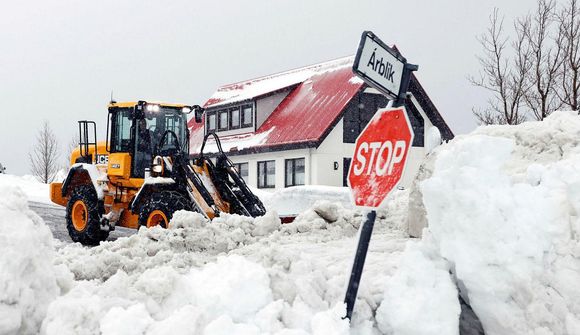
[108,108,134,179]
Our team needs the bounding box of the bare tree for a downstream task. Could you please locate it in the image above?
[558,0,580,111]
[29,121,60,183]
[470,9,532,125]
[520,0,564,120]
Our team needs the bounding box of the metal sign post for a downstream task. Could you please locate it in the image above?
[344,30,417,321]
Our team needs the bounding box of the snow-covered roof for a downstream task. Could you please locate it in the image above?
[189,56,454,155]
[189,56,365,154]
[204,56,356,109]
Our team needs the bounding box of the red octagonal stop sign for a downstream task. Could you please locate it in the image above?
[348,106,414,208]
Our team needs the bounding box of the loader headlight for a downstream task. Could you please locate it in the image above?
[152,156,164,175]
[146,104,160,112]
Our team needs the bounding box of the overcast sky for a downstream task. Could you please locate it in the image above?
[0,0,537,175]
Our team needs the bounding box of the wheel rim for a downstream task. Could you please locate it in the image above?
[71,200,88,231]
[147,210,168,228]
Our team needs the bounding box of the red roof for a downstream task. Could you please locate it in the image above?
[189,56,364,154]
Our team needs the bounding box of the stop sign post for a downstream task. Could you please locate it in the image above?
[344,31,417,321]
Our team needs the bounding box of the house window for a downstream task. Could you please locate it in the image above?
[285,158,305,187]
[207,112,217,133]
[257,160,275,188]
[242,105,253,128]
[218,111,228,131]
[229,107,240,129]
[233,162,249,182]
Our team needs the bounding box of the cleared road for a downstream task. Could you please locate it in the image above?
[29,201,133,243]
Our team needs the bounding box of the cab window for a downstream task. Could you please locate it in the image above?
[111,108,133,153]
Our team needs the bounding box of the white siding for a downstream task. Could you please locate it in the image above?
[226,96,438,191]
[256,90,292,129]
[227,148,310,191]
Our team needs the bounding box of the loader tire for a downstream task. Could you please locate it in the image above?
[138,191,192,228]
[66,185,108,246]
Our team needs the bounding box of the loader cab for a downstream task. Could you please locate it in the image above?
[107,101,193,179]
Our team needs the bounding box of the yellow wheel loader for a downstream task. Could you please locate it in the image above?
[50,100,266,245]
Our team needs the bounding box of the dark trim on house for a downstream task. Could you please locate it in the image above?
[205,84,300,112]
[407,74,455,140]
[191,140,318,159]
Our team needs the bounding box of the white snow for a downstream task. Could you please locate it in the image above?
[206,56,356,109]
[4,110,580,334]
[0,185,72,334]
[261,185,353,216]
[192,127,275,154]
[394,111,580,335]
[0,174,50,204]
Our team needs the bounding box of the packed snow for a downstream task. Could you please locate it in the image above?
[397,111,580,334]
[0,174,51,204]
[2,111,580,334]
[0,184,72,334]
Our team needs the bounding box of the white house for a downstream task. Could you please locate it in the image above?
[188,56,453,191]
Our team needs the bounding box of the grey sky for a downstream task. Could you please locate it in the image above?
[0,0,536,175]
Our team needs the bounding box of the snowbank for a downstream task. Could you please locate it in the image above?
[0,185,71,334]
[260,185,353,216]
[392,111,580,334]
[0,174,51,204]
[44,191,410,334]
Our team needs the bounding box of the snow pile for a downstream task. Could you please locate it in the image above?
[55,211,281,281]
[44,208,369,334]
[261,185,352,216]
[44,189,411,334]
[0,173,50,203]
[388,111,580,334]
[0,185,71,334]
[376,236,460,335]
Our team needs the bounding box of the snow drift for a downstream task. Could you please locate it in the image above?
[42,197,410,334]
[387,111,580,334]
[0,185,71,334]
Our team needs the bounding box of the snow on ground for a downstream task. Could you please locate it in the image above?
[259,185,353,216]
[5,111,580,334]
[1,169,410,334]
[46,194,410,334]
[0,174,51,204]
[379,111,580,335]
[0,185,72,335]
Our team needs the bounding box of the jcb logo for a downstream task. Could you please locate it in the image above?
[96,154,109,165]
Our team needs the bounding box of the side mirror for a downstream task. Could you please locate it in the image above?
[193,105,204,123]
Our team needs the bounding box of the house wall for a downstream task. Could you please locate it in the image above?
[225,97,438,192]
[256,90,291,129]
[227,148,311,191]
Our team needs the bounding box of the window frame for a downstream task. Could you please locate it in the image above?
[233,162,249,181]
[257,160,275,189]
[285,158,305,187]
[110,107,134,153]
[229,107,241,130]
[241,104,253,128]
[206,112,217,133]
[218,110,229,131]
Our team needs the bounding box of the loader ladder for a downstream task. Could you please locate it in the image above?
[78,120,97,164]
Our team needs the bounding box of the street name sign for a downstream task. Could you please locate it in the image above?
[353,31,406,98]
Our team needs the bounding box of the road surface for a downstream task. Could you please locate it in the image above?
[29,201,133,243]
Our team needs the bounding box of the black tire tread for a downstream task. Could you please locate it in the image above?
[137,191,193,228]
[66,185,109,245]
